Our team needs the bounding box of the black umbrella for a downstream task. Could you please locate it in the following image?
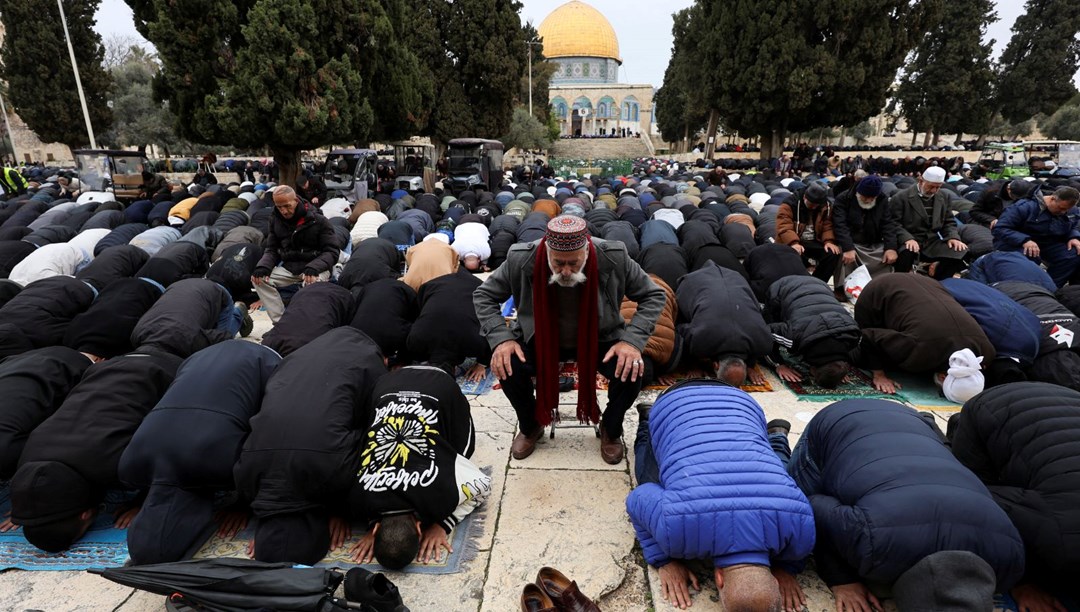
[89,558,355,611]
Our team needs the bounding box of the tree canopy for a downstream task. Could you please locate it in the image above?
[995,0,1080,123]
[100,46,178,154]
[0,0,112,150]
[654,6,709,149]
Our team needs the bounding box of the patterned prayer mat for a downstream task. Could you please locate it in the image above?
[192,510,484,576]
[892,371,963,412]
[0,485,132,570]
[777,352,895,402]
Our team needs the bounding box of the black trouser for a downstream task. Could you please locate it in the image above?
[894,250,964,279]
[499,340,652,438]
[801,240,842,282]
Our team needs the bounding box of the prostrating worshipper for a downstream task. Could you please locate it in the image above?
[0,347,97,480]
[950,382,1080,612]
[853,274,995,394]
[891,166,968,279]
[790,399,1025,611]
[994,281,1080,390]
[401,234,458,292]
[451,220,491,272]
[118,341,281,564]
[134,240,209,287]
[0,276,97,359]
[968,250,1058,292]
[75,244,150,291]
[474,215,664,464]
[620,273,680,378]
[406,268,490,379]
[765,276,859,389]
[251,186,339,323]
[348,366,491,570]
[129,278,245,359]
[205,242,263,307]
[350,278,417,364]
[7,349,182,552]
[744,242,810,303]
[63,277,165,359]
[676,262,773,388]
[234,327,387,565]
[337,238,401,291]
[261,282,355,357]
[626,380,814,612]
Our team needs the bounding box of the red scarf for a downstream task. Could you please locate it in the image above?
[532,239,600,426]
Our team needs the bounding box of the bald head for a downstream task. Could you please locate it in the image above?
[718,565,781,612]
[273,186,299,219]
[715,357,747,387]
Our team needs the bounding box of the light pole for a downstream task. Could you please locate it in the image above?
[0,88,19,164]
[56,0,97,148]
[526,39,541,118]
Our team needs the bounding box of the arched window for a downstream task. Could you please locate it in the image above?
[551,97,568,118]
[598,96,616,118]
[622,96,640,122]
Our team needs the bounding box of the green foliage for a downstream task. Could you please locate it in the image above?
[655,6,708,146]
[364,0,436,142]
[995,0,1080,123]
[988,113,1036,140]
[545,112,562,144]
[895,0,996,137]
[0,0,113,149]
[684,0,941,157]
[1042,103,1080,141]
[521,23,556,124]
[503,107,552,152]
[849,121,874,144]
[100,47,178,152]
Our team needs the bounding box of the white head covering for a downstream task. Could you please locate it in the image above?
[942,348,985,403]
[921,166,946,184]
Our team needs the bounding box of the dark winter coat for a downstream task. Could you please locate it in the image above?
[854,274,995,372]
[891,185,961,257]
[130,278,233,359]
[205,243,262,305]
[212,226,264,262]
[832,189,900,251]
[350,278,417,361]
[254,201,339,277]
[766,276,859,365]
[676,262,772,363]
[941,278,1042,364]
[337,238,401,290]
[0,277,96,359]
[798,399,1025,589]
[135,240,209,287]
[0,240,37,278]
[407,269,489,367]
[76,244,150,291]
[63,278,164,358]
[0,347,93,480]
[746,243,810,303]
[262,283,355,357]
[637,243,688,291]
[951,382,1080,588]
[968,251,1057,293]
[993,281,1080,354]
[94,223,149,256]
[234,327,387,517]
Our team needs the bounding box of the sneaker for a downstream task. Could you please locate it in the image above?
[766,419,791,436]
[237,302,253,338]
[636,402,653,422]
[343,567,408,612]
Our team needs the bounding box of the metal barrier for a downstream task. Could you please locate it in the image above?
[550,158,634,178]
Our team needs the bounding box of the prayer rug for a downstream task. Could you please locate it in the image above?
[455,362,775,395]
[644,364,773,393]
[891,371,963,412]
[0,485,132,570]
[776,352,895,402]
[193,510,485,576]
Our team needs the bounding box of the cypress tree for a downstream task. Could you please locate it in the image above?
[995,0,1080,123]
[0,0,112,150]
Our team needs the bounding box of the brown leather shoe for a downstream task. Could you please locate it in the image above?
[511,427,544,460]
[535,567,601,612]
[599,430,624,465]
[521,583,558,612]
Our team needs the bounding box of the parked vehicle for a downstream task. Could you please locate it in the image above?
[974,143,1029,180]
[322,148,378,202]
[447,138,504,193]
[73,149,151,202]
[392,142,436,193]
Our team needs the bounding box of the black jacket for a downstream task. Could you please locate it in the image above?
[0,240,36,278]
[234,327,387,517]
[676,262,772,363]
[254,201,339,277]
[854,274,995,372]
[0,347,92,479]
[745,243,809,303]
[350,366,488,532]
[130,278,233,359]
[968,180,1010,227]
[766,276,859,365]
[407,269,488,367]
[76,244,150,291]
[832,189,899,251]
[350,278,417,361]
[800,399,1025,589]
[637,243,689,292]
[0,276,96,359]
[12,350,182,523]
[951,382,1080,588]
[63,278,163,358]
[94,223,149,256]
[135,240,209,287]
[206,242,263,305]
[262,283,355,357]
[337,238,401,290]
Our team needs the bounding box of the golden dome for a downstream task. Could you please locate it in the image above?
[537,1,621,63]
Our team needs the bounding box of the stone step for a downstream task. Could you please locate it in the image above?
[550,137,650,160]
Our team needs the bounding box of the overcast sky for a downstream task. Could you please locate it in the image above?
[94,0,1078,88]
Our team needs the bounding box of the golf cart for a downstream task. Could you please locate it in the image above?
[447,138,504,193]
[1024,140,1080,178]
[392,142,436,193]
[322,148,378,202]
[975,143,1030,180]
[73,149,151,202]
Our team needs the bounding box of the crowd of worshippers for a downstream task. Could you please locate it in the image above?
[1,159,1080,610]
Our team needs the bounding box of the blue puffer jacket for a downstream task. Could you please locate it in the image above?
[941,278,1041,364]
[800,399,1025,589]
[625,380,815,569]
[968,251,1057,293]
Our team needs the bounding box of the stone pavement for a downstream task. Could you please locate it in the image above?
[0,308,941,612]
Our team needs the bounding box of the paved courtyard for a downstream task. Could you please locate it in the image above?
[0,309,959,612]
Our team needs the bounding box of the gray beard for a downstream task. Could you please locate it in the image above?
[857,199,876,210]
[549,272,587,288]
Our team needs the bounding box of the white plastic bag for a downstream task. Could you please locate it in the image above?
[844,265,871,304]
[943,348,985,403]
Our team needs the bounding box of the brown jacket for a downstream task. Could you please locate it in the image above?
[621,274,677,366]
[776,196,836,246]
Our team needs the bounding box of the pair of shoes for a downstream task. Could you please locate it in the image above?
[766,419,791,436]
[538,567,602,611]
[344,567,409,612]
[558,375,575,392]
[599,429,624,465]
[511,426,545,460]
[236,302,254,338]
